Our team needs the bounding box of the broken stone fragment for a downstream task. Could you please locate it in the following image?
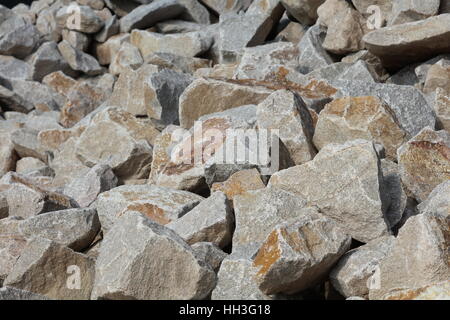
[91,210,216,300]
[95,14,119,42]
[397,127,450,202]
[0,172,79,219]
[95,33,130,65]
[63,164,117,208]
[0,55,31,81]
[313,96,409,160]
[95,184,203,232]
[4,237,95,300]
[119,0,185,33]
[0,217,27,283]
[56,5,104,33]
[130,30,213,58]
[269,139,391,243]
[281,0,326,25]
[211,168,266,204]
[75,107,158,182]
[179,78,271,129]
[298,24,334,74]
[109,42,143,76]
[58,40,103,76]
[0,287,50,300]
[144,52,211,74]
[418,181,450,218]
[330,236,395,298]
[253,210,351,295]
[256,90,316,165]
[18,208,100,252]
[0,194,8,219]
[389,0,440,25]
[383,281,450,300]
[61,29,91,52]
[167,192,234,248]
[363,14,450,69]
[368,211,450,300]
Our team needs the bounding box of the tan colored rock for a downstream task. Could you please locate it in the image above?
[131,30,213,58]
[0,132,17,178]
[211,169,266,204]
[109,42,143,76]
[256,90,316,165]
[4,237,95,300]
[75,107,159,182]
[94,33,130,65]
[179,78,271,129]
[275,21,306,44]
[318,0,368,55]
[313,96,409,160]
[269,140,390,243]
[383,281,450,300]
[434,88,450,131]
[389,0,440,26]
[253,210,351,295]
[96,184,204,232]
[397,127,450,202]
[143,52,211,74]
[423,64,450,94]
[0,217,27,283]
[368,212,450,300]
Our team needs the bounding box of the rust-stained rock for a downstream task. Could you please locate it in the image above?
[313,96,409,160]
[253,209,351,295]
[397,127,450,202]
[96,184,204,232]
[383,281,450,300]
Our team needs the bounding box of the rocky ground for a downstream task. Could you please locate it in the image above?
[0,0,449,300]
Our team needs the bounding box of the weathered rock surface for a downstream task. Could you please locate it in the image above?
[91,210,216,300]
[0,287,50,300]
[418,181,450,217]
[313,96,408,160]
[192,242,228,272]
[269,140,391,243]
[330,236,395,298]
[167,192,234,248]
[58,41,103,76]
[56,4,104,33]
[281,0,326,25]
[397,127,450,202]
[4,237,95,300]
[253,210,351,295]
[95,184,203,232]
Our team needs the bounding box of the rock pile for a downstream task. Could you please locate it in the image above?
[0,0,449,300]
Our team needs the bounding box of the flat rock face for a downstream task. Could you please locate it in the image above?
[363,14,450,69]
[313,96,408,160]
[281,0,326,25]
[390,0,440,25]
[330,236,395,298]
[4,237,95,300]
[95,184,203,232]
[179,78,271,129]
[56,5,104,34]
[192,242,228,272]
[91,210,216,300]
[167,192,234,248]
[269,140,391,243]
[368,212,450,300]
[397,127,450,202]
[58,41,103,76]
[253,210,352,295]
[418,181,450,217]
[256,90,316,165]
[232,188,308,258]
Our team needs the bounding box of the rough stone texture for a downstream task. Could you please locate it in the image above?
[95,15,119,42]
[0,217,27,283]
[330,236,395,298]
[397,127,450,202]
[383,281,450,300]
[0,172,79,219]
[95,33,130,65]
[144,52,211,74]
[280,0,326,25]
[131,30,213,58]
[0,6,40,58]
[58,41,103,76]
[269,140,390,243]
[368,211,450,300]
[256,90,316,165]
[423,64,450,94]
[18,208,100,252]
[211,169,266,204]
[0,132,17,178]
[192,242,228,272]
[298,25,334,74]
[179,78,271,129]
[0,287,50,300]
[91,210,216,300]
[74,107,157,182]
[363,14,450,69]
[199,0,253,15]
[317,0,367,55]
[167,192,234,248]
[313,96,409,160]
[4,237,95,300]
[61,29,91,52]
[389,0,440,25]
[275,20,306,44]
[0,55,32,81]
[64,164,117,208]
[232,187,308,258]
[119,0,184,33]
[0,195,8,219]
[96,184,203,232]
[418,181,450,217]
[56,4,104,33]
[253,210,351,295]
[233,42,300,81]
[109,42,143,76]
